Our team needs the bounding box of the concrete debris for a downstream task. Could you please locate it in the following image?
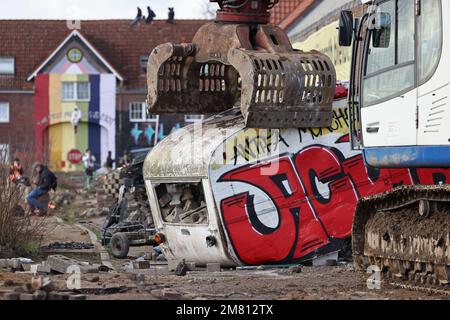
[3,279,15,287]
[69,294,87,300]
[87,275,100,283]
[312,251,339,267]
[326,259,338,267]
[206,263,221,273]
[46,255,99,274]
[290,265,303,274]
[80,209,97,219]
[133,260,151,270]
[0,258,34,272]
[2,276,86,301]
[162,288,182,299]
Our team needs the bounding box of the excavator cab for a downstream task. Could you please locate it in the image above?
[340,0,450,168]
[147,0,336,129]
[338,0,450,287]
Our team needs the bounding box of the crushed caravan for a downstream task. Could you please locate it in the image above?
[143,98,450,268]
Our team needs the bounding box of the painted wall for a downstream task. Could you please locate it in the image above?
[293,21,352,81]
[208,104,450,266]
[35,73,116,172]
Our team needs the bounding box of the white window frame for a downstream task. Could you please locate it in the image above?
[0,144,9,164]
[185,114,204,123]
[129,102,159,123]
[61,82,91,102]
[0,102,10,123]
[0,57,14,75]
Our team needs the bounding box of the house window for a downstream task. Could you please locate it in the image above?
[140,55,149,72]
[0,57,14,75]
[185,115,204,123]
[61,82,90,101]
[129,102,159,122]
[0,102,10,123]
[0,144,9,163]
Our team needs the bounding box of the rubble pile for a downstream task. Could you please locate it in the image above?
[46,242,95,250]
[96,170,122,210]
[157,183,208,224]
[2,276,87,301]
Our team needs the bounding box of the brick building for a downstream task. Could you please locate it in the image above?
[0,0,341,172]
[0,19,206,171]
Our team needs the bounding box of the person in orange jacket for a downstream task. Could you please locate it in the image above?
[9,158,24,184]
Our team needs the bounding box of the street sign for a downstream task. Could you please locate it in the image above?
[67,149,83,165]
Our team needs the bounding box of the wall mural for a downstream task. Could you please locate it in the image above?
[208,106,450,266]
[35,73,116,172]
[128,121,182,148]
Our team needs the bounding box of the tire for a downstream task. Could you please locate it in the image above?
[110,233,130,259]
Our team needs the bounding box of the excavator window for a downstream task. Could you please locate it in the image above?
[418,0,442,83]
[362,0,415,106]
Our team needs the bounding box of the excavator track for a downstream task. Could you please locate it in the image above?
[353,185,450,290]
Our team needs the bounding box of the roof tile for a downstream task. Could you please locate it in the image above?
[0,19,206,90]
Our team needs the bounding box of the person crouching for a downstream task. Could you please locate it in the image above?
[27,164,57,216]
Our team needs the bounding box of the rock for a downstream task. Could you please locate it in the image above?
[290,265,303,274]
[87,275,100,283]
[69,294,87,300]
[57,293,72,300]
[19,293,34,300]
[175,262,188,276]
[84,209,97,218]
[162,288,182,299]
[150,289,163,299]
[33,290,47,300]
[48,292,63,300]
[13,286,26,294]
[326,259,337,267]
[4,292,20,300]
[133,260,151,270]
[46,255,98,274]
[206,263,221,273]
[0,259,8,268]
[3,279,15,287]
[36,263,52,274]
[7,258,21,270]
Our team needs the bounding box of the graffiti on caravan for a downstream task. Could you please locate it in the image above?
[215,135,450,265]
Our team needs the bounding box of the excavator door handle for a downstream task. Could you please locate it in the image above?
[366,123,380,134]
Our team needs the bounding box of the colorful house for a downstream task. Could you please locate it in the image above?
[30,31,119,172]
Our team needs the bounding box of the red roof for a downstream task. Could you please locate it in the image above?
[270,0,303,25]
[0,19,206,90]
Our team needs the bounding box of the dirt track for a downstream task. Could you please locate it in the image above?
[1,191,449,301]
[2,263,448,300]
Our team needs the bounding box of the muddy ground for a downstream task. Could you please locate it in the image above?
[0,190,449,301]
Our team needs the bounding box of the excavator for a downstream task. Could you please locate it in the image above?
[339,0,450,286]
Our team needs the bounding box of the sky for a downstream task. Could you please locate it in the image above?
[0,0,215,20]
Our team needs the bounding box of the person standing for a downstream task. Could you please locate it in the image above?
[119,150,132,168]
[82,149,96,190]
[105,151,115,171]
[27,164,57,215]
